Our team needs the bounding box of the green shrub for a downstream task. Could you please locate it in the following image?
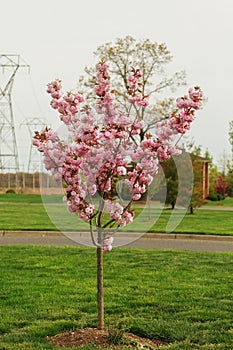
[207,192,224,201]
[5,188,16,194]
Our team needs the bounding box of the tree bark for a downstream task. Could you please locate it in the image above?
[189,204,194,215]
[97,246,104,330]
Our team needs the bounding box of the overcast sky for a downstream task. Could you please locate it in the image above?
[1,0,233,170]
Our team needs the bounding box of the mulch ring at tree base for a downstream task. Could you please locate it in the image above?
[48,327,168,349]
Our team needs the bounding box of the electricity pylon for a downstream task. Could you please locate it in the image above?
[20,117,47,172]
[0,54,29,173]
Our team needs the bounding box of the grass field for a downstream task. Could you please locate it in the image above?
[0,193,62,203]
[203,197,233,207]
[0,245,232,349]
[0,193,233,235]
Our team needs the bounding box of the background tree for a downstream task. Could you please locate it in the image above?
[182,138,202,156]
[218,150,230,176]
[160,153,205,213]
[215,175,227,199]
[229,121,233,162]
[159,142,212,212]
[78,36,186,139]
[207,163,221,200]
[208,122,233,198]
[226,121,233,196]
[158,157,178,209]
[188,154,206,213]
[226,170,233,197]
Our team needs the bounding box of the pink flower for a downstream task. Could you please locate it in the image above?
[116,166,126,176]
[103,236,114,252]
[133,193,141,200]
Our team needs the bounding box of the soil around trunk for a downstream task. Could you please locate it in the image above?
[48,327,167,349]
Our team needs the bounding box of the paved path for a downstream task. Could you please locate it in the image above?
[1,231,233,252]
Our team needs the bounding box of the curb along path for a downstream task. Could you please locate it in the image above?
[1,230,233,241]
[1,231,233,252]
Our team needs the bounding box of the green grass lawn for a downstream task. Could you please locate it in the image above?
[0,203,57,231]
[1,194,233,235]
[0,245,232,349]
[203,197,233,207]
[148,209,233,236]
[0,193,62,203]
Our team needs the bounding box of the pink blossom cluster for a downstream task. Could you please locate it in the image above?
[128,67,149,107]
[61,147,96,222]
[47,79,62,99]
[124,165,154,201]
[140,136,180,162]
[168,86,203,134]
[95,60,113,104]
[105,200,134,227]
[33,128,66,181]
[95,59,116,124]
[149,86,203,161]
[34,59,203,251]
[95,61,146,137]
[102,236,114,252]
[47,79,84,126]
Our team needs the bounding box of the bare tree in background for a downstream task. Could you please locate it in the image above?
[78,36,186,140]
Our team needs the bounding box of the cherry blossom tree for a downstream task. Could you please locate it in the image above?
[34,59,203,329]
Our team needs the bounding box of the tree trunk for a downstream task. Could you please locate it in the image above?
[97,246,104,330]
[189,204,194,215]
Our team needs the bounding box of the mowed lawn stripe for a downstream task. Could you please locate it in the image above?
[0,246,232,349]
